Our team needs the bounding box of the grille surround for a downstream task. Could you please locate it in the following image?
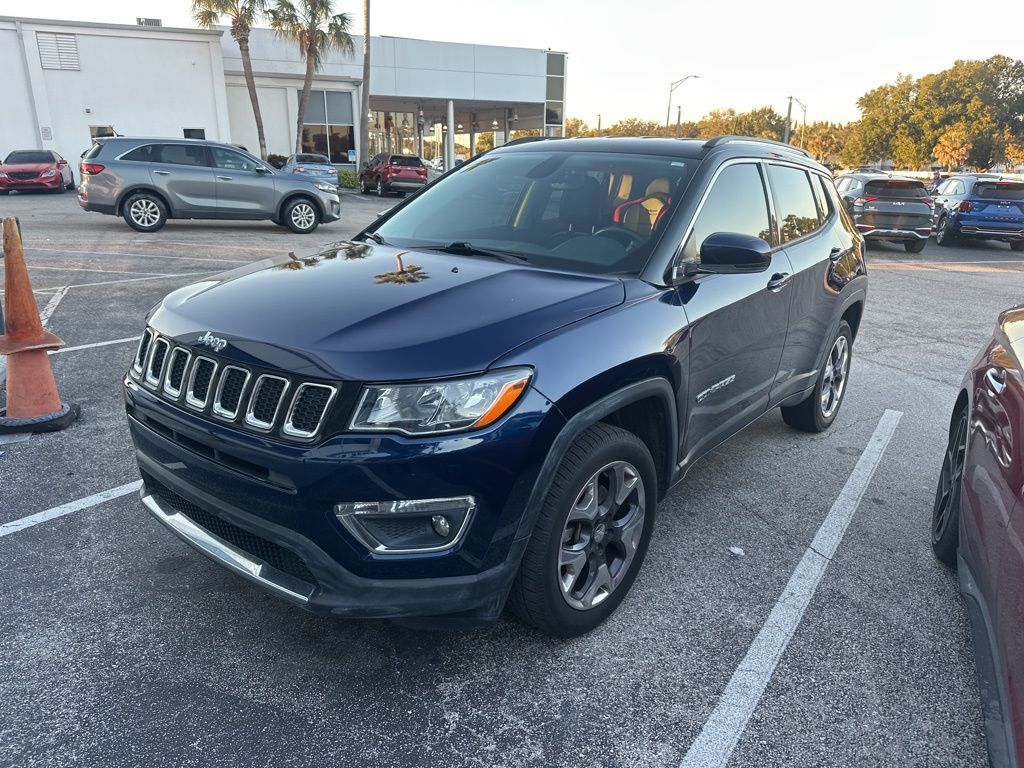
[132,331,346,442]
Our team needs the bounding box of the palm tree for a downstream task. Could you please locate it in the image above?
[358,0,371,167]
[193,0,269,160]
[269,0,355,155]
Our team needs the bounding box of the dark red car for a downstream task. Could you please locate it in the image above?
[932,304,1024,767]
[359,153,427,196]
[0,150,76,194]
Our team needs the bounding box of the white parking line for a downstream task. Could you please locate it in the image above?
[50,336,138,354]
[679,408,903,768]
[27,265,173,276]
[0,480,142,538]
[29,246,247,264]
[29,273,215,291]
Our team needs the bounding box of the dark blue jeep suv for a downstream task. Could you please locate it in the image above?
[125,136,867,637]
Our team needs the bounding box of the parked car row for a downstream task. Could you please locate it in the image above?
[835,171,1024,252]
[0,150,76,194]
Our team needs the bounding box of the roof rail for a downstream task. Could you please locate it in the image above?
[502,136,554,147]
[702,135,810,158]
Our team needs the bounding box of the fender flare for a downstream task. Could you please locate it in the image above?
[513,377,678,543]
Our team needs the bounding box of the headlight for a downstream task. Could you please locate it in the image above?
[314,181,338,193]
[41,169,57,178]
[350,367,532,435]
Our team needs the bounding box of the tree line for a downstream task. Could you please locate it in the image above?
[558,56,1024,171]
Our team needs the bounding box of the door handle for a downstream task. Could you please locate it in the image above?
[767,272,792,291]
[829,247,843,262]
[985,367,1006,394]
[153,170,171,176]
[216,175,233,181]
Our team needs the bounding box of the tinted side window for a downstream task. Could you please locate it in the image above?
[835,177,851,193]
[767,164,820,244]
[812,175,833,220]
[154,144,208,167]
[682,163,771,261]
[121,145,157,162]
[210,147,262,172]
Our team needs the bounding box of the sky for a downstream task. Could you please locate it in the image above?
[1,0,1019,127]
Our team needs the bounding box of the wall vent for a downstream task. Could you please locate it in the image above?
[36,32,80,71]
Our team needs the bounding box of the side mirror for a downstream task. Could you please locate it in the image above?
[256,166,270,174]
[696,232,772,274]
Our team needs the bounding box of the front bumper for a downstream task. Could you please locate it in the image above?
[126,377,563,619]
[0,175,62,192]
[320,193,341,222]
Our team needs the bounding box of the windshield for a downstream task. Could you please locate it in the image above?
[5,151,53,165]
[371,151,695,276]
[296,154,330,164]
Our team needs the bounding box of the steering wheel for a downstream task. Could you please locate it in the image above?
[593,225,647,248]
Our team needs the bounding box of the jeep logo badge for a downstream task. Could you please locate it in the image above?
[197,331,227,352]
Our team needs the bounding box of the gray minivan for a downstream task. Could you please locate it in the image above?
[78,137,341,233]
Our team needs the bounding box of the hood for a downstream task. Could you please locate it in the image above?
[149,242,625,381]
[0,162,56,172]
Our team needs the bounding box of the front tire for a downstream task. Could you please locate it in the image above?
[376,178,386,197]
[782,320,853,433]
[931,404,968,566]
[508,423,657,638]
[122,192,168,232]
[904,239,926,253]
[935,215,955,247]
[283,197,320,234]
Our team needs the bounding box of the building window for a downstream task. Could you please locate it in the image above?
[183,128,206,140]
[89,126,116,143]
[545,53,566,136]
[301,90,354,164]
[37,32,80,70]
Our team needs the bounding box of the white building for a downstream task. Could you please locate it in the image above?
[0,15,567,170]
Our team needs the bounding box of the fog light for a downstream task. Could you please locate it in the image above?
[334,496,476,554]
[431,514,450,537]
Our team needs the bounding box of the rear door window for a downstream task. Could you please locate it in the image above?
[812,175,834,220]
[766,164,821,244]
[154,144,209,167]
[682,163,771,261]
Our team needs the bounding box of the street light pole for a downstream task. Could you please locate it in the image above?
[666,74,699,133]
[676,105,681,138]
[597,114,601,134]
[784,95,807,146]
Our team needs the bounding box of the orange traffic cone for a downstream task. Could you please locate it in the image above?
[0,217,79,433]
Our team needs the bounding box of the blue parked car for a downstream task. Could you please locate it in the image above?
[125,136,867,637]
[281,153,338,180]
[932,175,1024,251]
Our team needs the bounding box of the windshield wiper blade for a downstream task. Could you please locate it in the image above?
[430,241,529,263]
[361,232,386,245]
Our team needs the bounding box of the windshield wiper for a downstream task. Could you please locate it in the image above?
[360,232,386,245]
[428,241,529,263]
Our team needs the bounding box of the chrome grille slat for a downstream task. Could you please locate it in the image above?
[144,338,169,388]
[283,383,338,439]
[244,375,289,431]
[185,356,218,410]
[133,329,153,374]
[212,366,250,421]
[162,348,192,398]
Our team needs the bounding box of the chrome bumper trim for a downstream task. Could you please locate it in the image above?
[858,228,929,239]
[141,491,313,603]
[959,227,1024,238]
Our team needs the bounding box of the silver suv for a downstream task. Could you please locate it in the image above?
[78,137,341,234]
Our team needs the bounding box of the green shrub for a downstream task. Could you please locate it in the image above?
[337,169,360,189]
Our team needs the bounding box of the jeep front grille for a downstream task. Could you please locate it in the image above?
[135,332,343,441]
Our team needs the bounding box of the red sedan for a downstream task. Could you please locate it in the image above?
[932,304,1024,767]
[0,149,76,194]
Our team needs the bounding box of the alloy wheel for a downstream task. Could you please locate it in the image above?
[933,411,967,541]
[820,335,849,419]
[290,202,316,230]
[557,460,646,611]
[129,199,161,228]
[376,179,384,196]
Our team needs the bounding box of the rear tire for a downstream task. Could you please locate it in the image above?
[904,239,926,253]
[508,423,657,638]
[376,178,386,197]
[122,192,168,232]
[935,215,955,246]
[931,404,968,566]
[781,320,853,433]
[282,197,320,234]
[1010,240,1024,253]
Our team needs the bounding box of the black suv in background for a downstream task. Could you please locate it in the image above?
[834,172,933,252]
[127,136,867,637]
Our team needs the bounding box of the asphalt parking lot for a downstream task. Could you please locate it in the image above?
[2,188,1022,767]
